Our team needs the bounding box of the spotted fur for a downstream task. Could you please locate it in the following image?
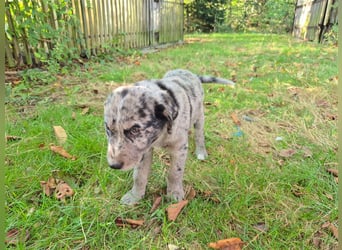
[104,69,235,205]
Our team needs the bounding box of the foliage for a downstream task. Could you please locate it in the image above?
[5,0,81,72]
[185,0,228,33]
[185,0,297,33]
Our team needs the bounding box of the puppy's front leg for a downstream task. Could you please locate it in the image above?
[167,143,188,201]
[120,150,152,205]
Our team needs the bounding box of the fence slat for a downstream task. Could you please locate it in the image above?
[5,0,184,68]
[292,0,338,42]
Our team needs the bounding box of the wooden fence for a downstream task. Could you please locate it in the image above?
[5,0,184,68]
[292,0,338,42]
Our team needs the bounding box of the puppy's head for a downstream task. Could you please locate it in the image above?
[104,85,177,170]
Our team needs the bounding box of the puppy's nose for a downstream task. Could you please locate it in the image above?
[109,162,124,169]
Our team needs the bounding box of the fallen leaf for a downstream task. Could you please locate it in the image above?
[53,126,67,144]
[326,168,338,177]
[208,237,244,249]
[322,222,338,239]
[325,113,337,121]
[55,181,74,202]
[40,177,57,196]
[316,99,330,108]
[150,196,162,213]
[40,177,74,201]
[125,219,144,226]
[166,200,188,221]
[5,228,30,245]
[312,230,324,248]
[278,149,296,158]
[231,112,241,126]
[185,186,196,201]
[5,135,22,142]
[50,145,77,160]
[115,217,144,228]
[328,223,338,239]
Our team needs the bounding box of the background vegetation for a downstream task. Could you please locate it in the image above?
[184,0,297,33]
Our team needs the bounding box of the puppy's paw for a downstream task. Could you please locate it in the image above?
[120,190,143,205]
[196,149,208,160]
[167,189,185,202]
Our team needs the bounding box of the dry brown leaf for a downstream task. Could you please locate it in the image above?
[5,228,30,245]
[125,219,144,227]
[312,230,324,248]
[185,186,197,201]
[5,135,22,142]
[231,113,241,126]
[55,182,74,201]
[115,217,144,229]
[278,149,296,158]
[40,177,74,201]
[150,196,162,213]
[50,145,77,160]
[166,200,188,221]
[208,237,244,249]
[322,222,338,239]
[326,168,338,177]
[53,126,67,144]
[40,177,57,196]
[328,223,338,239]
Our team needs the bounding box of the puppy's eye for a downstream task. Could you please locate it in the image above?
[124,125,140,138]
[105,122,114,137]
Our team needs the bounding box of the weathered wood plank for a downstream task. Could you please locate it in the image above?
[5,0,184,67]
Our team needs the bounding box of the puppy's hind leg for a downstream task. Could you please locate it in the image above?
[194,112,208,160]
[120,150,152,205]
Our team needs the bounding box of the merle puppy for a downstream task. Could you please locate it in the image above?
[104,69,235,205]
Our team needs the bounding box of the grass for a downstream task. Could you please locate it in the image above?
[5,33,338,249]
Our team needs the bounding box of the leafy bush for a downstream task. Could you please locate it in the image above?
[185,0,227,33]
[5,0,81,69]
[185,0,297,34]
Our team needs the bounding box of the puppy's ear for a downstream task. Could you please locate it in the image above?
[154,103,177,133]
[154,103,172,121]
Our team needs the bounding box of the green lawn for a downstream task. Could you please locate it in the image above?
[5,33,338,249]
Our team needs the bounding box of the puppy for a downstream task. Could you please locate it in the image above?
[104,69,235,205]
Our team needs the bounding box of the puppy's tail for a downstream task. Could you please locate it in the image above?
[198,75,236,87]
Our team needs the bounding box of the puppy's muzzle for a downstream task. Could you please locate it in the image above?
[109,161,124,170]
